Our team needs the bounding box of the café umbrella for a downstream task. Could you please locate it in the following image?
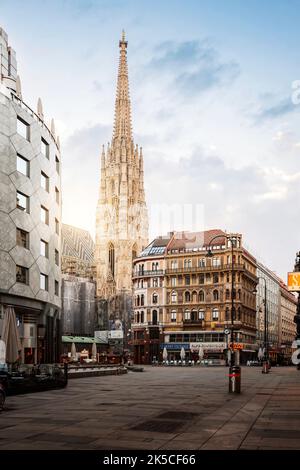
[198,345,204,361]
[71,342,77,361]
[1,306,21,364]
[92,342,97,360]
[180,347,186,361]
[258,347,264,361]
[162,347,168,361]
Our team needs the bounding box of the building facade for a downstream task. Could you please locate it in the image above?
[132,230,258,365]
[94,32,148,348]
[61,223,95,278]
[256,263,281,364]
[61,224,97,338]
[279,281,297,363]
[0,27,62,363]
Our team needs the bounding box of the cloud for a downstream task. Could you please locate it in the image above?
[144,40,240,96]
[252,96,299,123]
[144,146,300,278]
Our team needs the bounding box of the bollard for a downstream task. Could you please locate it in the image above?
[228,365,241,393]
[64,362,68,384]
[262,361,269,374]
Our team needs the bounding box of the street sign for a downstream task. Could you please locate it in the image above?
[230,343,243,350]
[224,329,230,335]
[287,272,300,292]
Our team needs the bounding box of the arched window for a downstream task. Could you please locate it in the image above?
[237,307,241,320]
[137,295,140,307]
[171,291,177,303]
[199,290,205,302]
[226,289,230,300]
[238,289,241,300]
[108,243,115,278]
[192,291,197,303]
[153,278,158,288]
[225,307,230,321]
[141,294,144,306]
[140,311,144,323]
[184,309,190,320]
[137,311,140,323]
[185,291,191,302]
[212,308,219,320]
[152,293,158,304]
[198,309,205,320]
[213,273,219,284]
[213,290,219,301]
[152,310,158,325]
[152,262,155,271]
[212,257,221,267]
[139,264,144,275]
[191,309,197,321]
[184,259,192,268]
[171,310,177,322]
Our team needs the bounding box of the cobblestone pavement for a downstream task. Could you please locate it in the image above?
[0,366,299,450]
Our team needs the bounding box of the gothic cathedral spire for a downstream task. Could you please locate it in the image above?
[95,32,149,300]
[113,30,132,142]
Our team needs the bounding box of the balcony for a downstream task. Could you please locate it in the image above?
[132,269,164,279]
[183,319,204,326]
[165,264,245,275]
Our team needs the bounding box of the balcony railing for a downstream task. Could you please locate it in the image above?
[183,319,204,325]
[165,264,245,274]
[132,269,164,278]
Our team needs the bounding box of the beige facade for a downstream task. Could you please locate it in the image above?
[95,32,148,301]
[132,230,258,364]
[279,282,297,362]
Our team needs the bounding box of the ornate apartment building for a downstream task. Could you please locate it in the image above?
[95,32,148,301]
[132,230,258,364]
[0,27,62,363]
[279,281,297,362]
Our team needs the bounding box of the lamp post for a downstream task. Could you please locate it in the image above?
[253,277,269,374]
[206,233,240,393]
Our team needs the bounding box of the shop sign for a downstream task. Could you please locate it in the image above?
[109,330,124,339]
[95,330,108,342]
[230,342,244,350]
[190,342,226,352]
[160,343,189,350]
[287,272,300,292]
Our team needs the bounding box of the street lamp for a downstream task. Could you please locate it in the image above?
[206,234,240,393]
[253,277,269,374]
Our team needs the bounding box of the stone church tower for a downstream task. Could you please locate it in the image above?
[95,32,148,304]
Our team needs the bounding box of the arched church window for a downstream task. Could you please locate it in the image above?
[108,243,115,278]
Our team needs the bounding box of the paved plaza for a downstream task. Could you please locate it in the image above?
[0,366,300,450]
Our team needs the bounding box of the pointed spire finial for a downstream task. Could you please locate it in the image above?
[37,97,44,119]
[16,75,22,99]
[114,32,131,141]
[51,118,56,136]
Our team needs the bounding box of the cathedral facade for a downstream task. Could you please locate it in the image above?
[95,32,148,315]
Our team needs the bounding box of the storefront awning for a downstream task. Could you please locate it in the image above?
[62,335,108,344]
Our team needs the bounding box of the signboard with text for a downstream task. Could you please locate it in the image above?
[190,342,226,352]
[287,272,300,292]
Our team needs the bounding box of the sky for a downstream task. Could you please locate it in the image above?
[1,0,300,280]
